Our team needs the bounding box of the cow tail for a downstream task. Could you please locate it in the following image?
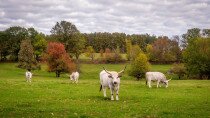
[99,85,102,92]
[146,80,147,85]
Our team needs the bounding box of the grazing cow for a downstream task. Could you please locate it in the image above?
[146,72,171,88]
[70,71,79,84]
[99,66,126,100]
[25,69,32,82]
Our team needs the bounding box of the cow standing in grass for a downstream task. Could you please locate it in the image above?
[25,69,32,82]
[146,72,171,88]
[99,66,126,100]
[70,71,79,84]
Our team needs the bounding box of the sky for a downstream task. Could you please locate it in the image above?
[0,0,210,37]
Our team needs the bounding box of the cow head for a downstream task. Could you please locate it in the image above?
[163,79,171,88]
[103,66,126,86]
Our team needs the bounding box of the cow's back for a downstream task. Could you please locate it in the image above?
[100,70,109,86]
[146,72,165,81]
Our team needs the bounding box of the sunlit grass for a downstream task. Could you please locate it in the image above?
[0,63,209,117]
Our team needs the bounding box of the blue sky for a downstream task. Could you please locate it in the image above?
[0,0,209,37]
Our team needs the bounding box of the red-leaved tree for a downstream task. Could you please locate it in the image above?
[45,42,75,77]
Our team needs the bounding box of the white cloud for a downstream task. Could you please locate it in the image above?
[0,0,209,37]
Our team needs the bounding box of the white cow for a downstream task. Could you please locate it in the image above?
[70,71,79,83]
[146,72,171,88]
[25,70,32,82]
[99,66,126,100]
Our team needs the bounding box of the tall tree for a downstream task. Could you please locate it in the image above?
[0,31,9,61]
[66,32,85,60]
[5,26,29,61]
[182,28,201,49]
[18,39,37,70]
[33,34,47,60]
[183,37,210,79]
[51,21,79,43]
[126,39,132,61]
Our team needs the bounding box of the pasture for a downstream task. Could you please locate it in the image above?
[0,63,209,118]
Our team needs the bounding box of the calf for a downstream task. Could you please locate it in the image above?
[146,72,171,88]
[70,71,79,84]
[25,69,32,82]
[99,66,126,100]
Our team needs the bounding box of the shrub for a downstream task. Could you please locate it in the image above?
[170,63,186,79]
[102,48,125,64]
[129,52,150,80]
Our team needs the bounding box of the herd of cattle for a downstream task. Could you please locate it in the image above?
[25,66,171,101]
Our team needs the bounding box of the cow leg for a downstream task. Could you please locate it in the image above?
[103,86,107,97]
[148,81,151,88]
[110,88,114,100]
[157,81,160,88]
[116,87,119,100]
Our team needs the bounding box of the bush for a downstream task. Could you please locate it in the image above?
[129,52,150,80]
[170,63,186,79]
[102,48,125,64]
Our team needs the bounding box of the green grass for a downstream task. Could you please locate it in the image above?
[0,63,210,117]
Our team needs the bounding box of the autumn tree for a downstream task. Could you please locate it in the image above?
[150,36,180,63]
[18,39,38,70]
[45,42,75,77]
[33,34,47,60]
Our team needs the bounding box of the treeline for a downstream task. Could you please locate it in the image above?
[0,21,210,79]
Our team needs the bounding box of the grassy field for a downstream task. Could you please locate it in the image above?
[0,63,210,118]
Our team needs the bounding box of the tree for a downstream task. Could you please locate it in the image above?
[150,36,180,63]
[0,31,9,61]
[85,46,95,62]
[126,39,132,61]
[33,34,47,60]
[129,52,150,80]
[45,42,76,77]
[18,39,38,70]
[130,45,142,61]
[182,28,201,49]
[183,37,210,79]
[5,26,29,61]
[66,32,85,60]
[51,21,79,43]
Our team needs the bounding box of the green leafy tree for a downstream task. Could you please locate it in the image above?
[129,52,150,80]
[66,32,85,61]
[0,31,9,61]
[130,45,142,61]
[33,34,47,60]
[183,37,210,79]
[85,46,95,62]
[5,26,29,61]
[18,39,38,70]
[126,39,132,61]
[51,21,79,43]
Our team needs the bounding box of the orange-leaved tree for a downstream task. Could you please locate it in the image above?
[45,42,75,77]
